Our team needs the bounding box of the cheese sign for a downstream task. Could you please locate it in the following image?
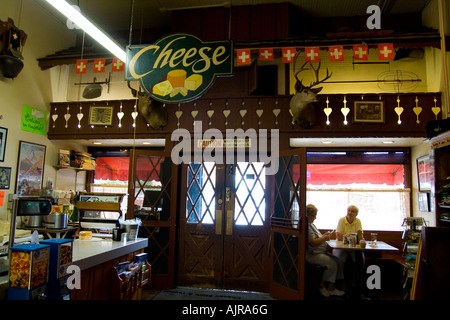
[125,33,234,103]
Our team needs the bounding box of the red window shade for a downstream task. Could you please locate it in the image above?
[306,164,405,186]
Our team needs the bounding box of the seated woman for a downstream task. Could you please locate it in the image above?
[306,204,345,298]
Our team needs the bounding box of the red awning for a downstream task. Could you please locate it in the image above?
[306,164,404,186]
[94,157,162,182]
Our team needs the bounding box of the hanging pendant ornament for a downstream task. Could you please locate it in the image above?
[175,104,183,128]
[207,101,214,127]
[273,100,280,127]
[52,107,58,128]
[432,96,441,120]
[117,102,124,128]
[395,96,404,125]
[324,96,332,125]
[341,96,349,125]
[240,100,247,127]
[64,105,71,129]
[413,96,422,124]
[256,100,264,127]
[131,102,138,128]
[77,106,84,129]
[191,102,198,127]
[223,101,231,128]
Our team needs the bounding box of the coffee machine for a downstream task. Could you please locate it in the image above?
[7,195,52,249]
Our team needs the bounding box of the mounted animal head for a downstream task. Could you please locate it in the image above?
[128,81,168,130]
[289,60,332,128]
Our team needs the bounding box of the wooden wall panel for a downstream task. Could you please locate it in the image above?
[48,93,441,142]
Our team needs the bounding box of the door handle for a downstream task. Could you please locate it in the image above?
[226,210,233,235]
[216,209,222,235]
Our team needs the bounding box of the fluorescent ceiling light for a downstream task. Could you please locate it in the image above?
[46,0,126,62]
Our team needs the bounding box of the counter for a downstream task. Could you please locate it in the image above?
[72,238,148,270]
[1,237,148,300]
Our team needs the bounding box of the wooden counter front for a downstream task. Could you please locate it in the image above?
[70,238,148,300]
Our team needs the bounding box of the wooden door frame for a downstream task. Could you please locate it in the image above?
[269,148,307,300]
[127,148,177,289]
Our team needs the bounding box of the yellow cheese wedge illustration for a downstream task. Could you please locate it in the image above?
[184,74,203,91]
[152,80,173,96]
[170,87,188,97]
[167,69,187,88]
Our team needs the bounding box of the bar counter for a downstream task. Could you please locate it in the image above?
[0,237,148,300]
[72,237,148,270]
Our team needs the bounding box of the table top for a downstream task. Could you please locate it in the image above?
[326,240,399,251]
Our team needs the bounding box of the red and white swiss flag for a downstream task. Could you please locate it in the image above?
[112,57,124,72]
[305,47,320,62]
[259,48,274,61]
[329,45,344,62]
[378,43,394,60]
[237,49,251,65]
[353,45,368,60]
[75,59,88,74]
[93,58,106,73]
[282,47,296,63]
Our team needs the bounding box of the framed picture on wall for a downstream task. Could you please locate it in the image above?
[353,101,385,123]
[89,106,114,126]
[15,141,46,195]
[417,155,432,192]
[418,192,430,212]
[0,167,11,189]
[0,127,7,162]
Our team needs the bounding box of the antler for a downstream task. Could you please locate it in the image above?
[309,61,332,88]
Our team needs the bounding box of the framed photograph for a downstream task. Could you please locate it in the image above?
[417,155,432,192]
[418,192,430,212]
[89,106,114,126]
[0,167,11,189]
[16,141,46,195]
[0,127,7,162]
[354,101,385,123]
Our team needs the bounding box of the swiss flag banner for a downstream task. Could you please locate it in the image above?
[353,45,368,60]
[237,49,251,65]
[93,58,106,73]
[378,43,394,60]
[329,45,344,62]
[259,48,274,61]
[282,47,296,63]
[112,57,125,72]
[75,59,88,74]
[305,47,320,62]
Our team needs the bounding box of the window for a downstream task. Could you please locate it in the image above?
[306,151,410,231]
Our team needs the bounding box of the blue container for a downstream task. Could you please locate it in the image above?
[7,243,50,300]
[40,238,73,300]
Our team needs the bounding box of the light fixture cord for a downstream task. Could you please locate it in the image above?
[128,0,135,46]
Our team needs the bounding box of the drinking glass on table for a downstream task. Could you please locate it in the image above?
[370,233,378,245]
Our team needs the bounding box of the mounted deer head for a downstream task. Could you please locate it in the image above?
[289,60,332,128]
[128,81,168,130]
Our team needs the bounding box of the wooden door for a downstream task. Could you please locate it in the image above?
[127,149,177,289]
[269,148,307,300]
[178,160,270,292]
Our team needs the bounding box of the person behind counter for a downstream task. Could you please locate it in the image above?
[306,204,345,298]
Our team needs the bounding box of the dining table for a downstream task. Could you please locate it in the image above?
[326,240,399,252]
[326,239,399,299]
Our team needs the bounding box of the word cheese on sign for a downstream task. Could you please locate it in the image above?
[125,33,233,104]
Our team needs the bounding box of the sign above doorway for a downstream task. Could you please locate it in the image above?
[125,33,234,104]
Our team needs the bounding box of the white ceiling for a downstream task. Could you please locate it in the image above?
[62,136,428,148]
